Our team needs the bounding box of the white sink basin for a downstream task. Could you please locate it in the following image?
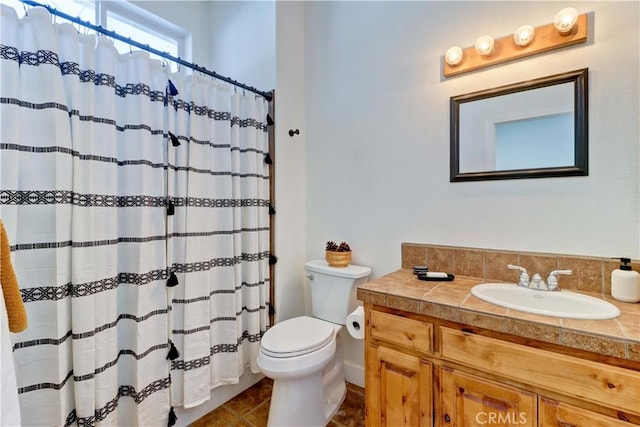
[471,283,620,320]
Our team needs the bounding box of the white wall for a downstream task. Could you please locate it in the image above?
[302,1,639,386]
[208,1,275,92]
[274,1,308,322]
[304,1,639,275]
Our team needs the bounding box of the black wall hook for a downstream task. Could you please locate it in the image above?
[288,129,300,137]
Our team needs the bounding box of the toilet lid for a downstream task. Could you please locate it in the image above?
[261,316,335,358]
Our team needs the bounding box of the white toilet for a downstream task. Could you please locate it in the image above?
[256,260,371,426]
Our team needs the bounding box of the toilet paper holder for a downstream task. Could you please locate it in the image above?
[346,306,365,339]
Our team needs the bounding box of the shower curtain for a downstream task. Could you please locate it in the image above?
[0,5,270,426]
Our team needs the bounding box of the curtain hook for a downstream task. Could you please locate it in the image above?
[23,3,28,16]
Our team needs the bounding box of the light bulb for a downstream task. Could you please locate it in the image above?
[513,25,535,46]
[445,46,463,65]
[554,7,579,33]
[474,35,495,56]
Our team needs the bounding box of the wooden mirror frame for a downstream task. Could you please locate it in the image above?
[450,68,588,182]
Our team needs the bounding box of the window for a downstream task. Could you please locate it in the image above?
[99,1,190,72]
[1,0,190,72]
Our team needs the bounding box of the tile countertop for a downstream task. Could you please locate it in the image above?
[357,269,640,363]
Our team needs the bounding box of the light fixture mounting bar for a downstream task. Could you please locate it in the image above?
[443,13,588,78]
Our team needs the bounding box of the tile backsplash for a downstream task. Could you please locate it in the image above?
[401,242,640,294]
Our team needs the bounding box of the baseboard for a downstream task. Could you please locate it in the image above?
[344,360,364,388]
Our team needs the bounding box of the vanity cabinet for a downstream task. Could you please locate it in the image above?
[366,345,433,427]
[439,367,536,427]
[364,304,640,427]
[539,397,634,427]
[366,310,434,427]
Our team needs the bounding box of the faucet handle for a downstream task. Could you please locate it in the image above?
[546,269,572,290]
[507,264,530,287]
[507,264,527,272]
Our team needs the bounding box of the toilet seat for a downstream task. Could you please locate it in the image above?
[261,316,335,358]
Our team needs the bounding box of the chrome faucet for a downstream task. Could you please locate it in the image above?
[507,265,572,291]
[507,264,530,288]
[546,269,573,291]
[530,273,545,289]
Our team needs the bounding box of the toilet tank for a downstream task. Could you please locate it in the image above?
[305,260,371,324]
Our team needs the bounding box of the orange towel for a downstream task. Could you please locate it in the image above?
[1,221,27,332]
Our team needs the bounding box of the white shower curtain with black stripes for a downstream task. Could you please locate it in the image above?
[0,5,270,426]
[165,74,270,408]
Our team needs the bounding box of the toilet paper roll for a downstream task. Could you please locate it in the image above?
[346,306,365,340]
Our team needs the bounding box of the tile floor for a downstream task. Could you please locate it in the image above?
[189,378,365,427]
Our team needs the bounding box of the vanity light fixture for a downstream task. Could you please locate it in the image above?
[554,7,579,33]
[474,35,495,56]
[513,25,535,47]
[445,46,463,66]
[443,7,588,77]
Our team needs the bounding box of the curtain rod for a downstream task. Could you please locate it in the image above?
[20,0,273,101]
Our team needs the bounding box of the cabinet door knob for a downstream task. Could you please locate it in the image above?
[444,413,451,423]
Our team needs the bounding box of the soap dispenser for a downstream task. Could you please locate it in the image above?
[611,257,640,303]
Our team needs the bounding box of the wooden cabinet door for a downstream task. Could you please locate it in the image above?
[366,344,432,427]
[539,397,635,427]
[438,367,536,427]
[440,327,640,416]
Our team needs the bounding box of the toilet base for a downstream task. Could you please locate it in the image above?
[265,335,346,426]
[267,375,346,427]
[321,334,346,421]
[323,380,346,422]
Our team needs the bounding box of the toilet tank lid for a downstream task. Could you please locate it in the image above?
[305,260,371,279]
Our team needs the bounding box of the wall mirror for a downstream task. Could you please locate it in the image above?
[450,68,588,182]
